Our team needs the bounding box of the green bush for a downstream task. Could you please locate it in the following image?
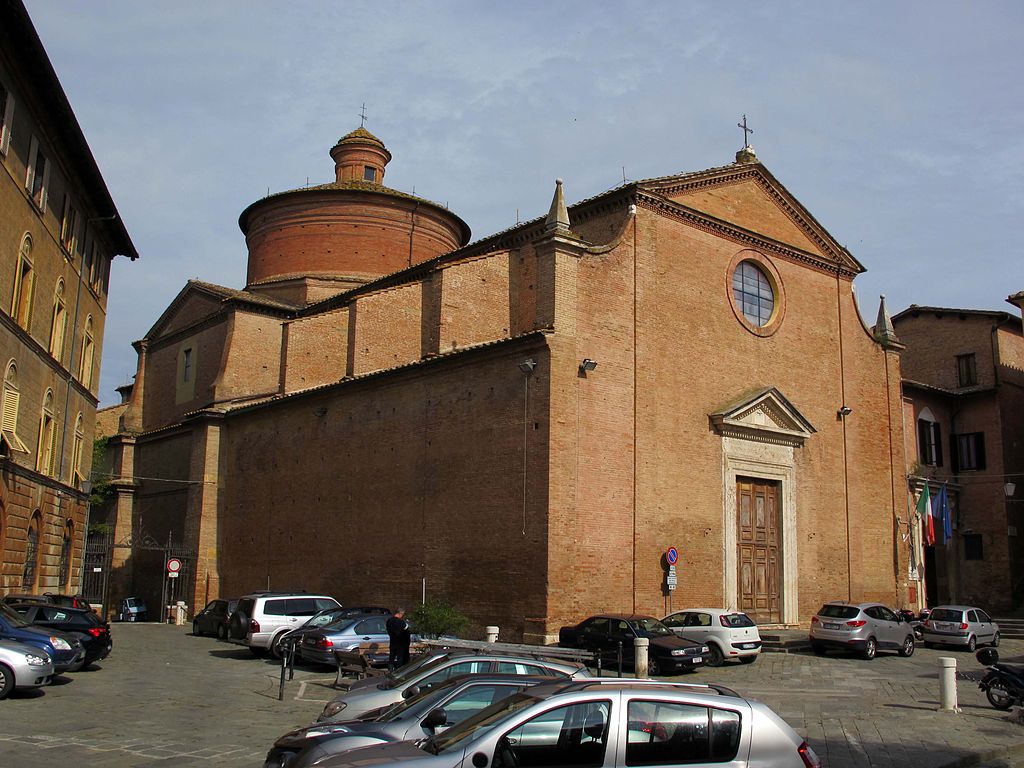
[409,597,468,639]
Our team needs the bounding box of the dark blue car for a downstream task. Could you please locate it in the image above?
[0,601,84,673]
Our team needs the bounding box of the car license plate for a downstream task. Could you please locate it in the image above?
[823,622,840,630]
[741,643,757,649]
[936,622,952,631]
[691,656,702,663]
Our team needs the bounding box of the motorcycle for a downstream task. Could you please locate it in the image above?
[976,647,1024,710]
[898,609,929,641]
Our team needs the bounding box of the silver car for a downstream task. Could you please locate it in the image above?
[267,674,547,768]
[921,605,999,651]
[300,615,398,667]
[0,639,54,699]
[313,678,822,768]
[809,602,916,660]
[319,650,591,722]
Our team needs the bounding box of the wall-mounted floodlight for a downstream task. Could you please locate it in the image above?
[579,358,598,375]
[837,405,852,418]
[519,359,537,374]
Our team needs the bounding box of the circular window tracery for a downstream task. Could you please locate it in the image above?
[726,250,785,337]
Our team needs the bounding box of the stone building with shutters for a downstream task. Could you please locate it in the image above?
[100,125,911,638]
[895,298,1024,613]
[0,1,137,597]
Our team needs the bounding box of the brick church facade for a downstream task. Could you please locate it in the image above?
[98,128,913,638]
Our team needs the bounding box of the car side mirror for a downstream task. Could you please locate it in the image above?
[422,708,447,730]
[402,685,420,700]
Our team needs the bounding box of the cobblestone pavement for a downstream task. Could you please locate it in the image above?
[2,624,1024,766]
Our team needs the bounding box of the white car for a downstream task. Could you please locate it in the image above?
[661,608,761,666]
[227,592,341,657]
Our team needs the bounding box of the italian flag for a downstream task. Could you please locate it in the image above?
[917,481,935,546]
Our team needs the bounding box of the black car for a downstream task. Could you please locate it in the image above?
[558,613,708,675]
[0,601,85,673]
[193,598,237,639]
[9,603,112,667]
[1,592,92,610]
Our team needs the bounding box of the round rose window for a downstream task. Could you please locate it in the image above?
[732,261,775,327]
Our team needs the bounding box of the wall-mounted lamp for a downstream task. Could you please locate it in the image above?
[1007,482,1017,499]
[579,358,598,375]
[837,405,852,418]
[313,406,328,418]
[518,359,537,374]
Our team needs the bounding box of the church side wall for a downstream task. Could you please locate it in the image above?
[141,321,227,430]
[438,254,512,349]
[352,283,422,374]
[213,311,284,401]
[215,345,552,639]
[282,308,349,392]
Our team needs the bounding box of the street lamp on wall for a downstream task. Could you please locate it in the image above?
[578,358,597,376]
[1007,482,1017,499]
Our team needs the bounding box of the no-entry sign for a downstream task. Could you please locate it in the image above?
[167,558,182,574]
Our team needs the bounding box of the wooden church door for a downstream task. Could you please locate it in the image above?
[737,478,781,624]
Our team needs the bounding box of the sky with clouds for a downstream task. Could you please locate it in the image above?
[22,0,1024,406]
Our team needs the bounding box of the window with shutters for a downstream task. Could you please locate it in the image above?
[0,81,12,156]
[88,244,101,289]
[1,361,28,454]
[952,432,986,472]
[72,412,85,487]
[25,136,50,211]
[956,353,977,387]
[11,234,34,330]
[49,279,67,362]
[917,413,942,467]
[37,389,56,475]
[22,512,40,590]
[60,195,79,254]
[79,315,94,389]
[58,521,73,589]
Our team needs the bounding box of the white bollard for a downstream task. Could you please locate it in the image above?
[634,637,649,678]
[939,656,960,712]
[485,626,499,643]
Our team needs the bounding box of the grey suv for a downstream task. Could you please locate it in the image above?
[228,591,340,657]
[809,601,916,660]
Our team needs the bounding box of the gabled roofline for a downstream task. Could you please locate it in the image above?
[892,305,1022,328]
[1,0,138,260]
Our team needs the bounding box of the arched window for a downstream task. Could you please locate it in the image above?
[22,511,41,590]
[49,279,66,362]
[11,234,34,330]
[71,413,85,487]
[732,261,775,327]
[0,360,27,454]
[79,315,94,389]
[58,520,73,590]
[37,389,56,475]
[917,407,943,467]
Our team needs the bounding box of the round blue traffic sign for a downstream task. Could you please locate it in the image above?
[666,547,678,565]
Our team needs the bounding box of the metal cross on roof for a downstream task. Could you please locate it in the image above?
[737,114,753,147]
[359,103,368,128]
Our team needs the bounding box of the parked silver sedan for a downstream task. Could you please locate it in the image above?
[299,615,395,667]
[921,605,999,651]
[0,639,54,699]
[809,602,916,659]
[312,678,821,768]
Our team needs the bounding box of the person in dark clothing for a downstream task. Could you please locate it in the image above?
[386,608,411,670]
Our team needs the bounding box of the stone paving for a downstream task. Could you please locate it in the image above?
[2,624,1024,766]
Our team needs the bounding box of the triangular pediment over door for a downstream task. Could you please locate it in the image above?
[709,387,816,446]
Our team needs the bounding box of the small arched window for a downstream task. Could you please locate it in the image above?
[22,511,41,590]
[0,360,27,454]
[49,279,67,362]
[72,412,85,487]
[11,234,34,330]
[58,520,73,590]
[79,315,94,389]
[37,389,56,475]
[917,407,943,467]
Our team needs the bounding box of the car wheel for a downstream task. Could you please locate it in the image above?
[986,680,1015,710]
[899,636,915,657]
[0,662,14,700]
[812,643,826,656]
[738,654,757,665]
[647,657,661,676]
[967,635,977,652]
[192,621,201,636]
[217,624,227,640]
[992,632,1000,648]
[862,637,877,660]
[271,634,288,659]
[705,644,725,667]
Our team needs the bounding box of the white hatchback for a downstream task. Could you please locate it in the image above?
[661,608,762,666]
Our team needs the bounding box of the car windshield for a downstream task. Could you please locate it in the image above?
[817,605,859,620]
[378,680,457,722]
[632,617,673,637]
[722,613,756,628]
[930,609,964,622]
[0,602,30,627]
[425,692,540,754]
[382,653,453,688]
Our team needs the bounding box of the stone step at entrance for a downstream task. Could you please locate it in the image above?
[758,628,811,654]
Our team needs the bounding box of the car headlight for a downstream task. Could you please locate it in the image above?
[50,637,71,651]
[25,653,48,666]
[702,646,710,653]
[321,701,347,719]
[671,649,686,656]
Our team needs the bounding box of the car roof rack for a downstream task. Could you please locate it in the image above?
[554,678,741,698]
[418,638,591,664]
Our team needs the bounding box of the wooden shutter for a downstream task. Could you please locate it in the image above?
[46,420,57,475]
[934,422,943,467]
[25,135,37,191]
[2,388,18,432]
[976,433,986,470]
[0,91,13,155]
